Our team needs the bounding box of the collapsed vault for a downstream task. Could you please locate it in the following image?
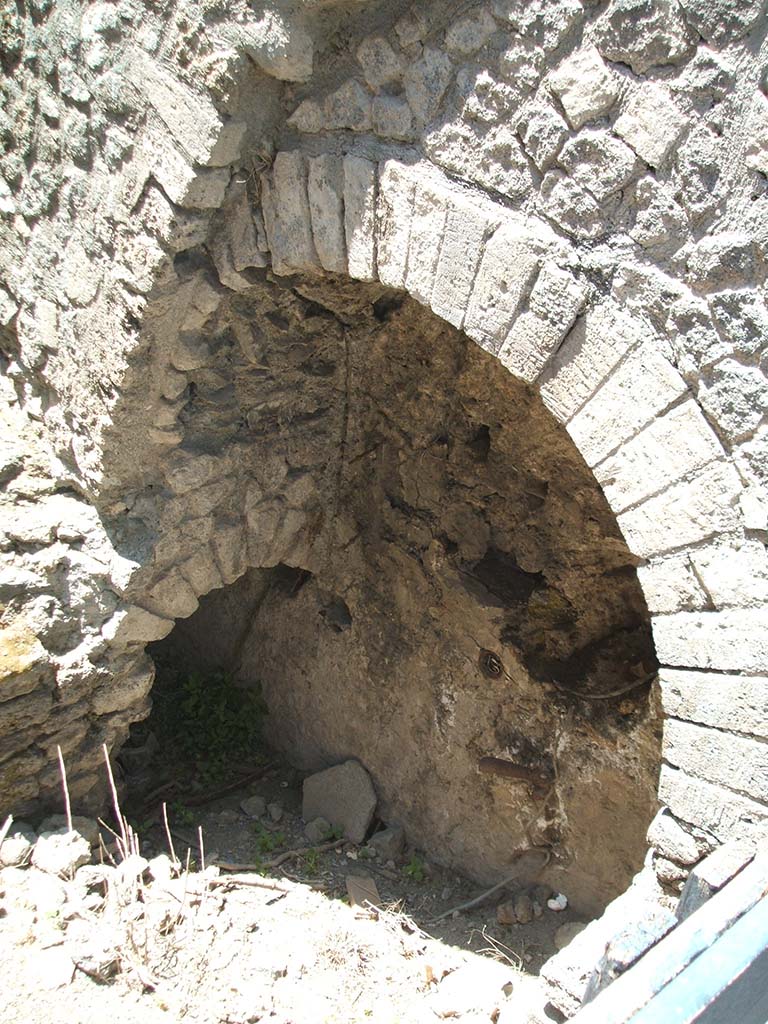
[146,272,660,915]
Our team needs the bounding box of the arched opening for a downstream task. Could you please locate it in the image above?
[124,272,660,918]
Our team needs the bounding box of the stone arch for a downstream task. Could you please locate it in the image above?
[1,0,767,971]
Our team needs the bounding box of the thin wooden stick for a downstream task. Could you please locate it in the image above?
[102,743,128,859]
[208,874,291,892]
[197,825,206,873]
[431,848,551,924]
[0,813,13,853]
[56,746,73,832]
[162,802,178,867]
[213,838,348,873]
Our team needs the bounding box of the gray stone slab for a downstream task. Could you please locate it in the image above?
[302,759,377,844]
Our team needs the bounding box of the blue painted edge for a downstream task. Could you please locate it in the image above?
[627,896,768,1024]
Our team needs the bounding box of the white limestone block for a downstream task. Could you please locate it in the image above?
[307,154,347,274]
[690,539,768,609]
[664,718,768,805]
[548,46,619,129]
[659,766,768,845]
[595,399,724,514]
[660,668,768,739]
[463,218,545,354]
[430,196,499,330]
[618,461,742,559]
[344,155,377,281]
[498,262,586,380]
[653,606,768,673]
[404,180,450,305]
[567,344,688,467]
[376,160,416,290]
[614,83,687,167]
[637,552,708,615]
[538,302,642,422]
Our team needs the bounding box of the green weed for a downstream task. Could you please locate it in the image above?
[403,854,426,883]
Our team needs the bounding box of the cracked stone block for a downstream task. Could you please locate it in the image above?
[404,179,450,305]
[548,46,619,129]
[376,160,416,290]
[517,100,569,171]
[647,809,701,866]
[431,196,499,330]
[261,150,319,275]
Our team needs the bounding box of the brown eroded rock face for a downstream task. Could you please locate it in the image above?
[150,278,660,916]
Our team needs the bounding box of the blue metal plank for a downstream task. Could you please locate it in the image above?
[627,897,768,1024]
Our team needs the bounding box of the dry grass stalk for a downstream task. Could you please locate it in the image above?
[56,745,73,832]
[102,743,129,858]
[162,801,178,868]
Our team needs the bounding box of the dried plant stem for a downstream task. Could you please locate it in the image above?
[197,825,206,873]
[0,813,13,854]
[162,801,178,867]
[102,743,128,859]
[56,745,73,832]
[431,848,551,923]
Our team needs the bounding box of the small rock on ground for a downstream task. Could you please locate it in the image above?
[304,816,331,844]
[368,824,406,862]
[240,795,267,818]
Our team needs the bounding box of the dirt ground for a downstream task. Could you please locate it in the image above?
[0,760,587,1023]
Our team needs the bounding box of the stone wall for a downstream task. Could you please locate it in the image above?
[1,0,767,912]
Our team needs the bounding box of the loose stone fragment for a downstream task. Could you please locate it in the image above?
[32,830,91,877]
[302,760,377,844]
[240,795,267,818]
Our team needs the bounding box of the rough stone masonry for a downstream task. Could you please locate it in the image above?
[0,0,767,929]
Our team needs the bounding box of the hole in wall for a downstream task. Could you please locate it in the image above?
[125,277,660,919]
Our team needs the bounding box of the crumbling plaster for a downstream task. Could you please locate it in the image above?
[1,0,767,910]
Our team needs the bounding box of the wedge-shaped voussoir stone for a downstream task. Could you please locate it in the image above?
[376,160,416,290]
[307,154,347,274]
[344,155,377,281]
[431,196,499,330]
[463,217,548,355]
[261,151,320,276]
